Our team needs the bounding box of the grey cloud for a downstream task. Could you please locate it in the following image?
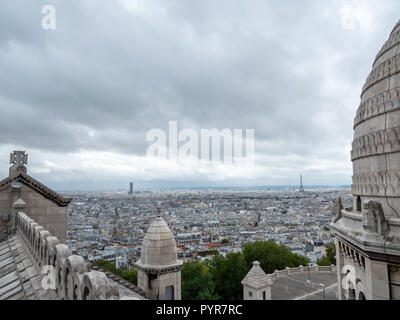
[0,0,398,188]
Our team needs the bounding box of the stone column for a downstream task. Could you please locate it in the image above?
[11,198,26,235]
[369,260,390,300]
[335,238,345,300]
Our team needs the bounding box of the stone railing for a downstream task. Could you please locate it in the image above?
[268,265,337,280]
[16,211,129,300]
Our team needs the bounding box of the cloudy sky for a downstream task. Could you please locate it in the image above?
[0,0,398,191]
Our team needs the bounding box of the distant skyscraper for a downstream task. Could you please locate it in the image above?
[299,175,304,193]
[129,182,133,194]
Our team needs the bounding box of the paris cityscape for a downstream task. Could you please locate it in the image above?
[0,0,399,306]
[65,185,350,268]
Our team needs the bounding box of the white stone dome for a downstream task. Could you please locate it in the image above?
[137,216,180,268]
[351,19,400,218]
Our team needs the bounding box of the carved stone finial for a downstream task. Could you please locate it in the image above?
[331,197,343,223]
[157,201,162,217]
[9,151,28,176]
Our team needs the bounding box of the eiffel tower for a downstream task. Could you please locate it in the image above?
[299,174,305,193]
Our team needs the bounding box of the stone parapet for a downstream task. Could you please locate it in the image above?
[268,265,337,280]
[15,211,123,300]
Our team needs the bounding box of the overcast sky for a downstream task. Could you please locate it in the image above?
[0,0,398,191]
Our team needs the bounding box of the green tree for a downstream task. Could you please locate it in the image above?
[317,242,336,266]
[181,262,219,300]
[242,241,309,274]
[208,253,249,300]
[181,241,311,300]
[121,270,138,285]
[96,260,121,275]
[95,260,138,285]
[197,250,219,257]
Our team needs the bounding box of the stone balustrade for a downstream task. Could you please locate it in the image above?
[268,264,336,280]
[16,211,121,300]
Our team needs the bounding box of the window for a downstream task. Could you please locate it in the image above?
[356,196,362,212]
[263,291,266,300]
[165,286,174,300]
[248,291,253,297]
[348,288,356,300]
[82,287,89,300]
[389,265,400,300]
[64,268,70,298]
[73,285,78,300]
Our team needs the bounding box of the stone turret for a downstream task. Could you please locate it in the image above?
[135,202,183,300]
[242,261,273,300]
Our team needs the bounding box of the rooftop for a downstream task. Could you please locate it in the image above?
[271,269,338,300]
[0,235,43,300]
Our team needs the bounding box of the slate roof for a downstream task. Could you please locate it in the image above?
[0,235,42,300]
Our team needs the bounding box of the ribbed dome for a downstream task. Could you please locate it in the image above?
[137,216,180,268]
[351,19,400,218]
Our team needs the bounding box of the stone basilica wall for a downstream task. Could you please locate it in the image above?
[0,184,67,240]
[137,268,181,300]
